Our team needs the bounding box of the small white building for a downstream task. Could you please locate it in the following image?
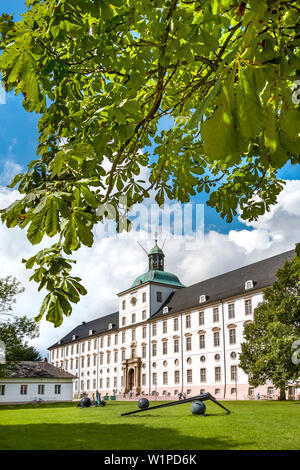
[0,361,76,404]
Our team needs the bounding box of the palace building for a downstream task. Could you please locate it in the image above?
[48,244,296,400]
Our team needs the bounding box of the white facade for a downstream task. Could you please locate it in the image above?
[0,378,73,404]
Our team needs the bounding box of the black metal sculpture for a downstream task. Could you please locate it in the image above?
[121,392,230,416]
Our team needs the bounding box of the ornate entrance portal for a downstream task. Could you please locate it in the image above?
[122,357,142,394]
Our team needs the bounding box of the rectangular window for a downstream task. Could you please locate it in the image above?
[122,317,126,327]
[107,336,111,347]
[142,292,146,303]
[174,370,180,384]
[107,352,111,364]
[122,300,126,310]
[199,311,204,325]
[0,385,6,396]
[132,313,136,324]
[174,318,179,331]
[199,334,205,349]
[231,365,237,381]
[76,344,79,354]
[100,337,104,348]
[186,315,191,328]
[142,310,147,320]
[114,377,117,388]
[87,356,91,367]
[174,339,179,353]
[88,341,91,352]
[214,331,220,347]
[38,385,45,395]
[142,374,146,386]
[93,379,96,389]
[162,341,168,355]
[187,369,192,384]
[87,380,90,390]
[99,379,103,389]
[94,339,97,349]
[122,331,126,343]
[163,372,168,385]
[213,307,219,322]
[215,367,221,382]
[81,358,85,368]
[186,337,192,351]
[75,358,79,369]
[55,384,61,394]
[106,378,110,388]
[142,326,147,339]
[200,368,206,383]
[152,324,157,336]
[245,299,252,315]
[163,321,167,334]
[132,329,136,341]
[122,350,125,361]
[228,303,235,319]
[93,355,96,367]
[142,346,146,358]
[114,334,118,345]
[152,343,157,356]
[81,343,85,353]
[100,354,103,365]
[152,373,157,386]
[114,351,118,363]
[229,329,236,345]
[156,292,162,302]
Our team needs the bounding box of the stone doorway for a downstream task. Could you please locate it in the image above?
[122,357,142,394]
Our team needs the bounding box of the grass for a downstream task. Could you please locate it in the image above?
[0,400,299,450]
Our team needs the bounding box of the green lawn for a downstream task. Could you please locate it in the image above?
[0,400,299,450]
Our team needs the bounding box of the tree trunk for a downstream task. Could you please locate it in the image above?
[279,384,286,401]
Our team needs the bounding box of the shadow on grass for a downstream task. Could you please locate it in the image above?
[0,422,252,450]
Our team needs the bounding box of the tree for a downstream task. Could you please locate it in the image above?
[239,256,300,400]
[0,0,299,326]
[0,277,41,377]
[0,276,24,316]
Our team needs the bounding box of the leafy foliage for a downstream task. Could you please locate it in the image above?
[0,276,41,377]
[239,256,300,399]
[0,0,299,325]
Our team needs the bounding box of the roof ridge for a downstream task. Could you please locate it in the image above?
[186,248,296,290]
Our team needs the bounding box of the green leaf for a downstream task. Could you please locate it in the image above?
[236,68,266,139]
[27,206,46,245]
[45,198,59,237]
[81,185,99,208]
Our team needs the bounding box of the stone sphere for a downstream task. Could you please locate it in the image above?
[138,397,150,409]
[190,400,206,415]
[80,397,91,408]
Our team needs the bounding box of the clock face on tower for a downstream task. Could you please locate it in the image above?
[130,297,137,306]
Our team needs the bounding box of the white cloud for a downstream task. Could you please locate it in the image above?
[0,180,299,357]
[0,160,22,186]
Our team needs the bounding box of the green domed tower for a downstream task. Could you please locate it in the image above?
[131,235,184,288]
[148,240,165,271]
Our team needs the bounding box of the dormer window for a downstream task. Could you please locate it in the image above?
[199,295,207,304]
[89,329,95,336]
[72,335,77,341]
[108,323,113,330]
[163,306,169,314]
[245,280,254,290]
